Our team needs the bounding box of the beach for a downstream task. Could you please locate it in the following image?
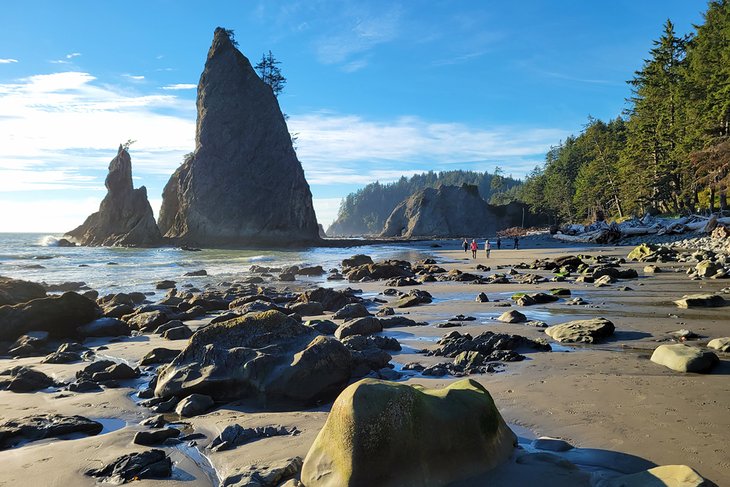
[0,235,727,486]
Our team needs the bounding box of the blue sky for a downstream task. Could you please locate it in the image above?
[0,0,707,232]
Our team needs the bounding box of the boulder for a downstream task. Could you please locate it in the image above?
[304,319,339,335]
[0,292,100,341]
[394,289,433,308]
[154,310,352,407]
[77,317,131,337]
[209,424,299,452]
[175,393,214,417]
[65,146,162,247]
[139,347,181,366]
[650,344,719,373]
[673,294,726,308]
[0,366,54,392]
[707,337,730,352]
[289,302,324,316]
[157,27,319,247]
[497,310,527,323]
[0,414,102,450]
[332,303,371,320]
[334,317,382,339]
[161,325,193,340]
[133,428,180,446]
[545,318,615,343]
[297,287,355,312]
[696,260,723,278]
[342,254,373,268]
[594,464,708,487]
[476,292,490,303]
[0,277,46,306]
[300,379,516,486]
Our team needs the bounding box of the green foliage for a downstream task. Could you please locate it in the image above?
[520,2,730,222]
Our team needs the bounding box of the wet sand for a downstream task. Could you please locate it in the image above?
[0,239,728,486]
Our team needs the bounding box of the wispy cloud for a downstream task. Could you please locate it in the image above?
[0,58,18,64]
[162,83,196,90]
[66,52,81,59]
[50,52,82,64]
[123,74,145,81]
[313,197,342,227]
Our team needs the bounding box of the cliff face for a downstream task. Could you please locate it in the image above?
[158,27,319,247]
[380,184,527,238]
[66,146,162,247]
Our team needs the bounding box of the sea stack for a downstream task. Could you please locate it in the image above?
[66,146,162,247]
[157,27,319,247]
[380,184,527,238]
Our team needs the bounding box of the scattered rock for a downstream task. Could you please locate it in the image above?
[175,393,214,417]
[0,366,54,392]
[223,457,303,487]
[673,294,726,308]
[545,318,615,344]
[0,292,100,341]
[497,310,527,323]
[476,292,489,303]
[77,317,131,337]
[707,337,730,352]
[209,424,299,452]
[139,348,180,366]
[334,317,382,339]
[161,325,194,340]
[650,344,719,373]
[133,427,180,446]
[0,414,102,449]
[332,303,371,320]
[0,276,47,306]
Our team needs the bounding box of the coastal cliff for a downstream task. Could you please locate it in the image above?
[157,27,320,247]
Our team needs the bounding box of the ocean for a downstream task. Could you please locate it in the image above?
[0,233,437,296]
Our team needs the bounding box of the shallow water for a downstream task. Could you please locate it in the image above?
[0,233,432,296]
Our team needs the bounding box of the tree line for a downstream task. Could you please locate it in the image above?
[519,1,729,223]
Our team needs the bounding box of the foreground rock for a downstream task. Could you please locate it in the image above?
[65,145,162,247]
[85,449,172,484]
[673,294,726,308]
[545,318,615,344]
[0,292,99,341]
[301,378,516,486]
[157,27,319,247]
[154,310,352,407]
[0,414,102,449]
[0,277,46,306]
[0,366,54,392]
[650,344,719,373]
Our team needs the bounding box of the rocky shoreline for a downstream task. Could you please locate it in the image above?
[0,236,727,486]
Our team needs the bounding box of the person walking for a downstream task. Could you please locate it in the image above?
[514,236,519,250]
[470,239,478,259]
[462,238,469,253]
[496,237,501,250]
[485,240,491,258]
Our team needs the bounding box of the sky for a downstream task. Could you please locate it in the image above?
[0,0,708,232]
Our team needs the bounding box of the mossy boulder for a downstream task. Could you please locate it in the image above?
[301,378,516,487]
[154,310,352,407]
[650,344,719,373]
[627,243,657,261]
[545,318,615,343]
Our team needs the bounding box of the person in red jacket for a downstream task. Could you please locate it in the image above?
[470,239,478,258]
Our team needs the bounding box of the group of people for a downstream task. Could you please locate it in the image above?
[462,236,519,258]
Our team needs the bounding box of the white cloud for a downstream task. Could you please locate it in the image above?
[162,83,197,90]
[0,197,101,233]
[0,71,195,193]
[0,58,18,64]
[123,74,145,81]
[313,197,343,227]
[66,52,81,59]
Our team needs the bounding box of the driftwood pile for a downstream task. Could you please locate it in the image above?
[553,214,730,244]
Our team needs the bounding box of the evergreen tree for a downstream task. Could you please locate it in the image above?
[255,51,287,97]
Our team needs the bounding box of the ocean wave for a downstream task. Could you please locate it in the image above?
[39,235,63,247]
[248,255,275,262]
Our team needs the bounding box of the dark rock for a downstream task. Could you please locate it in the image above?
[184,269,207,277]
[161,325,194,340]
[42,350,81,364]
[133,428,180,446]
[296,287,357,312]
[379,316,427,328]
[0,414,102,449]
[85,449,172,483]
[342,254,373,268]
[222,457,302,487]
[155,280,176,290]
[0,292,100,341]
[77,360,139,383]
[297,265,326,276]
[154,310,352,407]
[77,317,131,337]
[209,424,299,452]
[139,348,181,366]
[0,277,47,306]
[43,281,87,292]
[68,380,103,393]
[476,292,489,303]
[304,319,338,335]
[8,331,49,357]
[157,28,319,247]
[0,366,54,392]
[289,301,324,316]
[332,303,371,320]
[394,289,433,308]
[334,317,382,339]
[175,393,214,417]
[65,146,162,247]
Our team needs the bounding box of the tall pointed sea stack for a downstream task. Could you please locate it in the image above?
[158,27,319,247]
[66,146,162,247]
